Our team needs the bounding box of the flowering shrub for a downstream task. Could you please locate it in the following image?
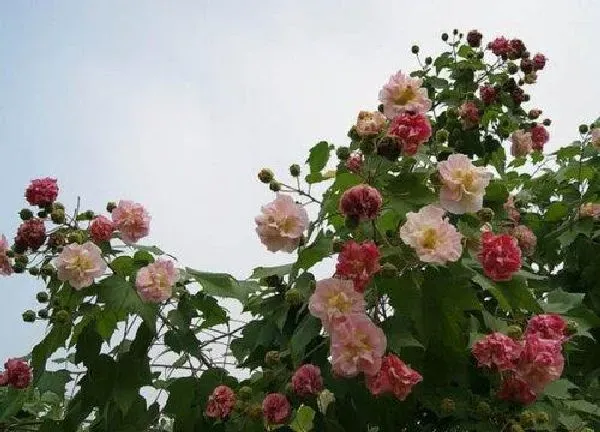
[1,29,600,432]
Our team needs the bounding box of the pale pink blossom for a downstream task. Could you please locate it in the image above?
[111,200,151,244]
[578,202,600,219]
[135,259,179,303]
[255,194,309,253]
[308,278,366,331]
[591,128,600,148]
[378,70,432,119]
[399,205,462,264]
[511,225,537,257]
[0,235,12,276]
[55,242,107,290]
[504,195,521,222]
[330,314,386,377]
[510,130,533,157]
[438,154,492,214]
[355,111,387,137]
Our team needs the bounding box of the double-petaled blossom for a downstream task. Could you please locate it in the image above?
[205,385,236,419]
[530,124,549,151]
[89,216,114,244]
[55,242,107,290]
[135,259,180,303]
[345,152,363,173]
[488,37,510,57]
[15,219,46,251]
[510,225,537,257]
[458,101,480,129]
[472,332,523,372]
[330,314,386,377]
[111,200,151,244]
[291,364,323,397]
[365,354,422,400]
[25,178,58,207]
[339,184,383,221]
[517,333,564,393]
[510,130,533,157]
[355,111,387,137]
[387,112,432,155]
[438,154,491,214]
[479,85,497,105]
[0,358,32,389]
[497,374,537,405]
[378,71,431,119]
[262,393,291,424]
[532,53,546,71]
[525,314,568,343]
[504,195,521,222]
[335,240,381,292]
[399,205,462,264]
[255,194,309,253]
[308,278,366,331]
[0,235,12,276]
[579,202,600,219]
[478,231,522,281]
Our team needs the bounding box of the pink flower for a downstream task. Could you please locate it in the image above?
[135,259,179,303]
[579,202,600,219]
[472,332,522,371]
[365,354,422,400]
[531,125,549,151]
[15,219,46,252]
[0,358,32,389]
[55,242,107,290]
[339,184,383,221]
[525,314,568,343]
[517,333,564,392]
[532,53,546,71]
[291,364,323,397]
[330,314,386,377]
[111,200,151,244]
[0,235,12,276]
[511,225,537,257]
[458,101,480,129]
[378,70,432,119]
[262,393,291,424]
[356,111,387,137]
[488,37,510,57]
[478,232,522,281]
[510,130,533,157]
[345,152,363,173]
[205,385,236,419]
[25,178,58,207]
[308,278,366,331]
[479,85,497,105]
[335,240,380,293]
[399,205,463,264]
[255,194,309,253]
[497,374,537,405]
[591,128,600,148]
[89,216,114,244]
[387,112,432,155]
[438,154,492,214]
[504,195,521,222]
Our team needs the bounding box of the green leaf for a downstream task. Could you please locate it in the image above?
[543,290,585,313]
[97,275,157,326]
[542,379,578,400]
[109,256,134,277]
[31,323,71,380]
[290,315,322,364]
[0,388,28,421]
[565,399,600,416]
[484,180,509,203]
[187,268,247,302]
[545,202,569,222]
[296,232,333,270]
[290,405,316,432]
[306,141,331,174]
[190,293,229,329]
[473,274,541,313]
[250,263,294,279]
[36,370,72,397]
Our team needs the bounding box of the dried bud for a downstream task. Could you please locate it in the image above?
[258,168,274,184]
[22,310,36,322]
[528,109,542,120]
[523,73,537,84]
[264,351,281,366]
[289,164,301,177]
[466,30,483,47]
[477,207,495,222]
[36,292,49,303]
[19,209,34,221]
[106,201,117,213]
[506,325,523,340]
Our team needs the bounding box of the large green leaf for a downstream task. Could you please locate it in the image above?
[290,315,322,364]
[306,141,331,174]
[296,232,333,270]
[186,268,247,302]
[97,275,157,326]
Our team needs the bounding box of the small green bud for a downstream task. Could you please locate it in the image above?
[237,386,253,401]
[477,207,495,222]
[37,309,48,319]
[435,129,449,143]
[28,267,40,276]
[234,400,246,412]
[36,292,49,303]
[289,164,301,177]
[579,124,589,134]
[345,215,360,230]
[258,168,274,184]
[507,325,523,340]
[453,29,459,35]
[336,146,351,161]
[37,210,48,219]
[381,262,398,278]
[523,73,537,84]
[441,32,449,42]
[543,118,551,126]
[15,254,29,265]
[22,310,36,322]
[12,262,26,274]
[51,208,66,224]
[54,310,70,324]
[440,398,456,415]
[507,62,519,75]
[19,208,34,221]
[83,210,94,220]
[269,181,281,192]
[262,274,282,288]
[5,249,15,258]
[106,201,117,213]
[411,45,419,54]
[519,410,535,428]
[476,401,491,417]
[566,320,578,335]
[52,202,65,211]
[245,403,263,420]
[68,231,84,245]
[264,350,281,367]
[447,107,459,119]
[40,264,55,277]
[285,288,303,306]
[424,56,432,65]
[284,382,294,395]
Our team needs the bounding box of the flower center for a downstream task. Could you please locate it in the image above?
[74,255,93,272]
[327,292,351,313]
[421,228,438,250]
[393,86,416,105]
[279,217,296,234]
[455,169,475,191]
[345,332,370,358]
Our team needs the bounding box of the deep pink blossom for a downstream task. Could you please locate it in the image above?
[458,101,480,129]
[335,240,381,292]
[478,231,522,281]
[488,37,510,57]
[25,178,58,207]
[135,259,179,303]
[366,354,422,400]
[15,219,46,251]
[497,374,537,405]
[339,184,383,221]
[479,85,497,105]
[387,112,432,155]
[262,393,291,424]
[345,152,363,173]
[472,332,522,372]
[291,364,323,397]
[89,216,114,244]
[517,333,564,392]
[0,359,31,389]
[525,314,568,343]
[532,53,546,71]
[530,124,549,151]
[205,385,236,419]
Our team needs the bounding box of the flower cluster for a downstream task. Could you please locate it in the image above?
[472,314,568,404]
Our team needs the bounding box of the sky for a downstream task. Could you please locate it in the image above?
[1,0,599,362]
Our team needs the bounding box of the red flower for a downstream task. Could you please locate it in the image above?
[291,364,323,397]
[205,385,236,419]
[0,359,32,389]
[497,374,537,405]
[335,240,381,292]
[472,332,522,372]
[387,112,432,155]
[25,178,59,207]
[478,232,522,281]
[262,393,291,424]
[89,216,115,244]
[508,39,526,59]
[488,37,510,57]
[479,85,497,105]
[530,124,549,151]
[339,184,383,222]
[15,219,46,251]
[365,354,422,400]
[525,314,568,343]
[532,53,546,71]
[345,152,363,174]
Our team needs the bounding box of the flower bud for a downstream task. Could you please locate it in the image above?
[285,288,303,306]
[264,351,281,366]
[453,29,459,35]
[566,320,578,335]
[336,147,351,161]
[52,202,65,211]
[258,168,274,184]
[106,201,117,213]
[261,274,282,288]
[289,164,301,177]
[543,118,551,126]
[68,231,84,245]
[424,56,432,65]
[22,310,36,322]
[507,62,519,75]
[15,254,29,265]
[411,45,419,54]
[19,209,34,221]
[234,400,247,412]
[344,215,360,230]
[28,267,40,276]
[37,309,48,319]
[51,208,65,224]
[440,398,455,415]
[519,411,535,427]
[40,264,54,277]
[269,181,281,192]
[477,207,495,222]
[467,30,483,47]
[441,33,449,41]
[13,262,26,273]
[83,210,94,220]
[245,403,263,420]
[238,386,253,401]
[579,124,589,134]
[37,210,48,219]
[6,249,15,258]
[475,401,491,417]
[284,382,294,395]
[528,109,542,120]
[506,325,523,340]
[436,129,449,143]
[381,262,398,278]
[36,292,49,303]
[54,310,70,324]
[523,73,537,84]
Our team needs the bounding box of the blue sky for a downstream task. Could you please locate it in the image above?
[1,0,599,361]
